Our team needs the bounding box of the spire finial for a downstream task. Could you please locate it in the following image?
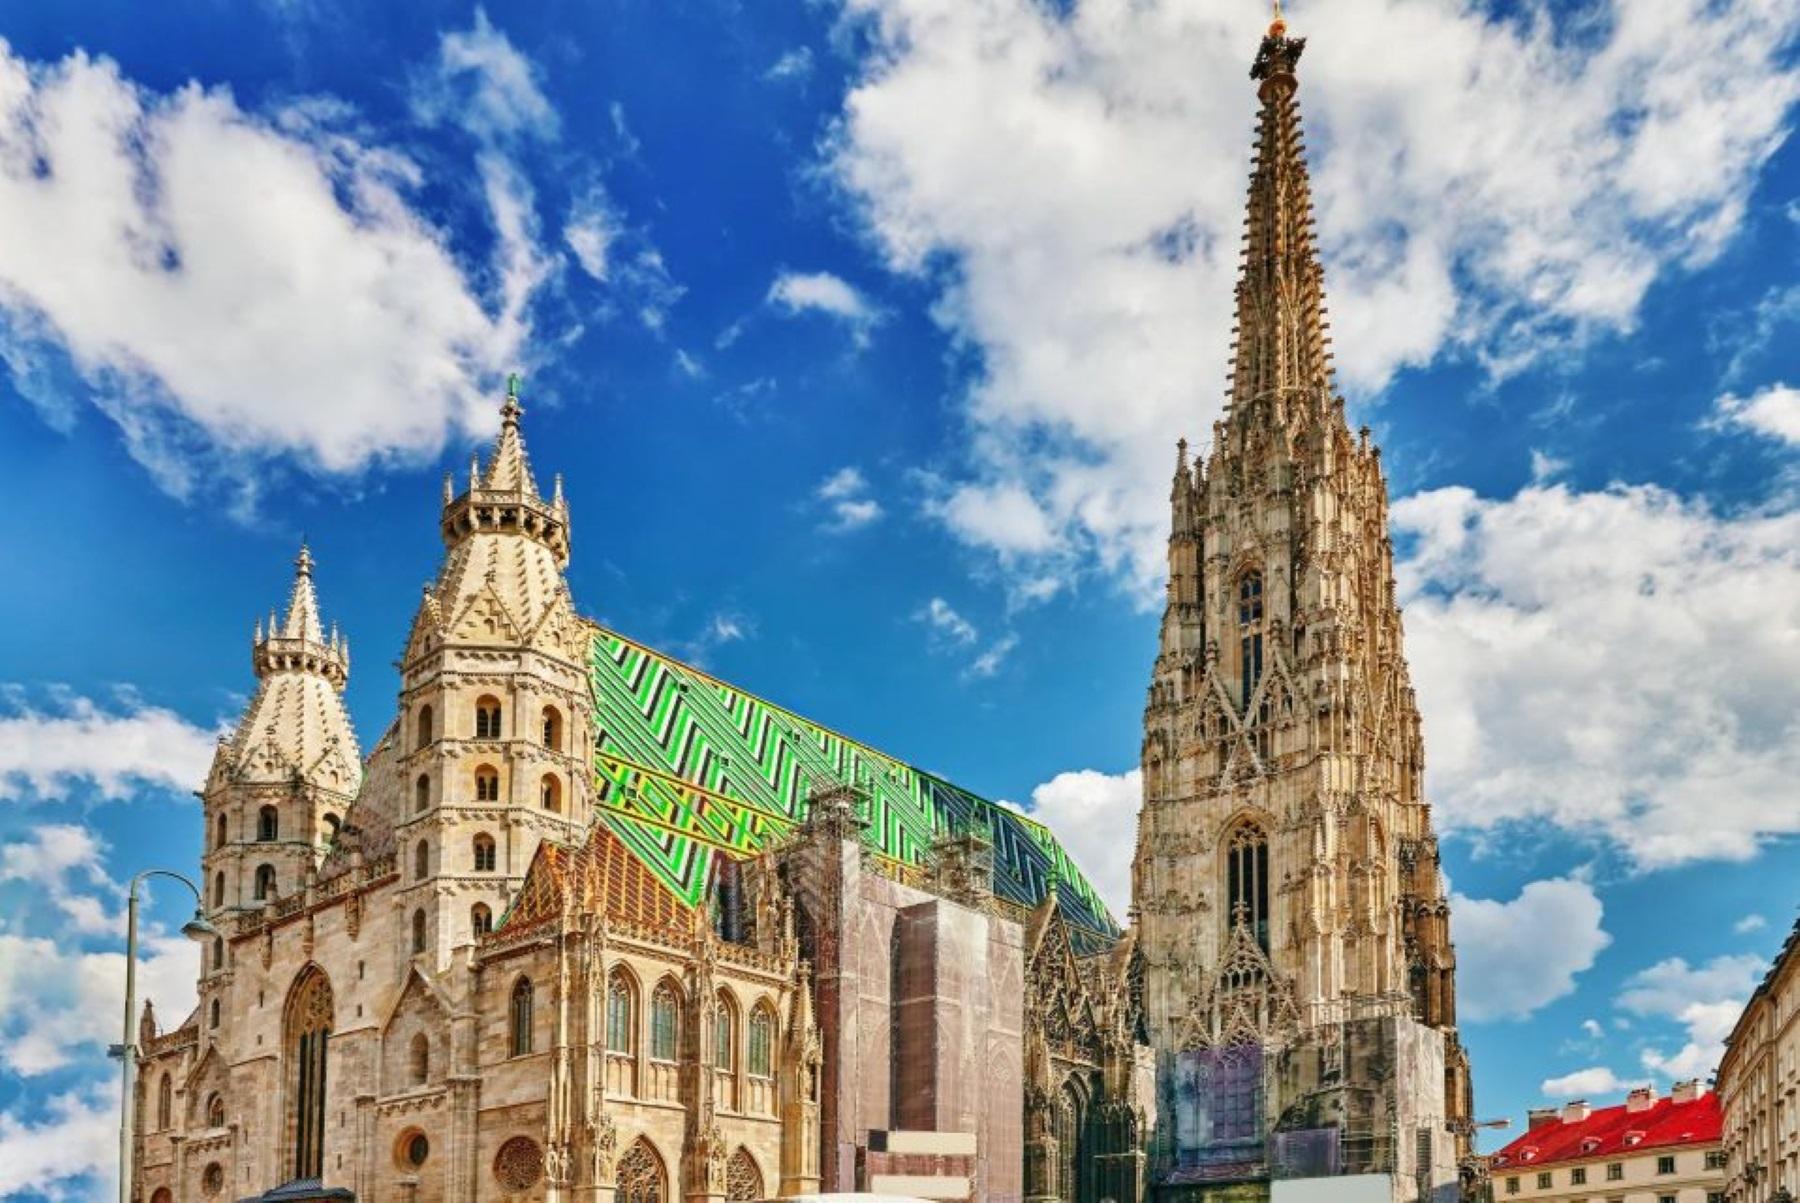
[1269,0,1286,38]
[501,373,523,428]
[295,542,313,578]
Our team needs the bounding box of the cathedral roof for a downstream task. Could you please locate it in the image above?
[576,623,1120,946]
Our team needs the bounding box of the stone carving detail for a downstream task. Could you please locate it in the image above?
[495,1136,545,1191]
[616,1139,666,1203]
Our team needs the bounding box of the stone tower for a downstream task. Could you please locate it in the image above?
[394,379,595,968]
[1130,14,1472,1202]
[201,546,362,918]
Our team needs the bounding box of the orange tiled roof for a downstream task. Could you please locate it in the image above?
[503,822,693,934]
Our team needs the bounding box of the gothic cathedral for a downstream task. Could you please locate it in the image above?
[1130,15,1474,1203]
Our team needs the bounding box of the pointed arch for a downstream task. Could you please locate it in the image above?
[156,1072,172,1129]
[541,705,563,752]
[1055,1076,1090,1203]
[409,1032,430,1084]
[726,1147,763,1202]
[253,863,278,901]
[471,902,493,936]
[413,839,430,880]
[713,988,738,1071]
[747,1000,776,1078]
[540,773,562,812]
[411,908,427,955]
[475,695,503,740]
[415,704,434,749]
[510,976,535,1056]
[258,805,279,841]
[1222,817,1270,953]
[616,1138,667,1203]
[414,773,431,813]
[1237,568,1265,708]
[649,977,682,1061]
[283,965,334,1180]
[606,966,638,1054]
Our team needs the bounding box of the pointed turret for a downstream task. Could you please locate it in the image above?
[1225,10,1335,436]
[251,545,350,691]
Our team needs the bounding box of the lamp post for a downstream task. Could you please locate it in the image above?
[110,869,217,1203]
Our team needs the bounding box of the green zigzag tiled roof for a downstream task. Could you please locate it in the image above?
[587,626,1120,947]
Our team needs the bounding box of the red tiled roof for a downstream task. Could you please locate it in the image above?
[1491,1094,1721,1170]
[502,824,693,935]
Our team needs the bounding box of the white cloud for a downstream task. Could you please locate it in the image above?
[0,35,548,493]
[766,47,816,83]
[964,632,1018,680]
[766,270,880,345]
[1735,914,1767,934]
[565,188,621,282]
[1395,481,1800,869]
[410,8,557,143]
[1542,1066,1644,1099]
[563,186,685,331]
[915,597,977,645]
[1009,767,1140,918]
[1620,954,1765,1083]
[0,1082,118,1200]
[825,0,1800,591]
[926,481,1058,558]
[0,694,218,802]
[0,824,118,936]
[1581,1018,1605,1040]
[816,465,885,532]
[1452,878,1611,1022]
[1711,382,1800,446]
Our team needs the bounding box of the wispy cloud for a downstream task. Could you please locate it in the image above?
[766,270,881,347]
[815,466,884,532]
[765,47,815,83]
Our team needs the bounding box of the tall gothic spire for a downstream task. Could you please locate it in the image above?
[440,376,570,566]
[1226,10,1335,430]
[255,544,348,687]
[279,544,323,641]
[480,373,540,495]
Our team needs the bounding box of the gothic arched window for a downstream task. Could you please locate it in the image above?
[747,1004,775,1078]
[1226,821,1270,952]
[471,903,493,936]
[206,1091,225,1128]
[616,1139,667,1203]
[258,806,279,841]
[414,774,430,814]
[410,1032,429,1084]
[542,706,563,752]
[323,813,340,844]
[475,765,500,803]
[213,871,225,907]
[253,864,277,901]
[510,977,535,1057]
[283,968,332,1179]
[413,840,430,881]
[650,980,681,1061]
[607,970,636,1054]
[209,997,221,1029]
[1238,571,1264,708]
[212,936,226,973]
[473,834,496,873]
[475,696,503,740]
[214,814,227,849]
[540,774,561,812]
[411,909,427,955]
[156,1073,172,1129]
[713,991,736,1071]
[416,704,433,750]
[726,1148,763,1202]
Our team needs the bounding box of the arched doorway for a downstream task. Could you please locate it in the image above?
[1055,1078,1089,1203]
[284,967,334,1179]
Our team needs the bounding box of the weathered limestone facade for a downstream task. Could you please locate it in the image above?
[1130,16,1473,1203]
[1718,915,1800,1203]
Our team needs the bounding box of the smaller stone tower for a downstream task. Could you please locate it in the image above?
[392,379,595,970]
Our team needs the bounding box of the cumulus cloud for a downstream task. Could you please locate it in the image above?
[1453,878,1611,1022]
[1542,1066,1643,1099]
[1395,481,1800,868]
[0,824,119,936]
[1620,954,1764,1082]
[816,466,885,532]
[1711,382,1800,446]
[0,694,219,802]
[1008,767,1141,918]
[825,0,1800,591]
[0,35,548,495]
[0,1082,118,1199]
[766,270,880,345]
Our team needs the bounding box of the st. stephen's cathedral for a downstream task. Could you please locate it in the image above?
[132,15,1473,1203]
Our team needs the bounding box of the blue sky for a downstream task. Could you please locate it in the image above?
[0,0,1796,1195]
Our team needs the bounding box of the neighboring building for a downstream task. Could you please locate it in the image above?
[1719,914,1800,1203]
[1489,1086,1724,1203]
[128,12,1476,1203]
[1129,13,1472,1203]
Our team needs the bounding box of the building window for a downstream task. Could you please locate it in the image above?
[156,1073,172,1129]
[323,813,340,844]
[415,774,430,813]
[1571,1168,1587,1185]
[1659,1196,1675,1203]
[540,774,562,812]
[748,1005,774,1077]
[258,805,279,841]
[1705,1152,1726,1171]
[1708,1194,1724,1203]
[410,1033,429,1085]
[253,864,278,901]
[713,992,735,1071]
[206,1092,225,1128]
[473,834,496,872]
[650,981,680,1061]
[416,704,433,749]
[726,1148,763,1203]
[471,903,493,936]
[475,697,503,740]
[411,909,427,955]
[214,814,228,849]
[402,1131,429,1168]
[1225,821,1270,952]
[542,707,563,752]
[475,766,500,803]
[1506,1179,1519,1195]
[284,968,333,1180]
[616,1139,666,1203]
[1238,571,1264,707]
[1658,1157,1676,1175]
[213,870,225,907]
[607,970,636,1054]
[213,935,227,972]
[1607,1164,1624,1182]
[1539,1173,1553,1190]
[414,840,430,880]
[511,977,535,1057]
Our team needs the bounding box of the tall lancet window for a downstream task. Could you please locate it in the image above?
[1226,821,1270,953]
[284,969,334,1180]
[1238,572,1264,709]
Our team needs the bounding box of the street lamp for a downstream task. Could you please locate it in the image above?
[110,869,217,1203]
